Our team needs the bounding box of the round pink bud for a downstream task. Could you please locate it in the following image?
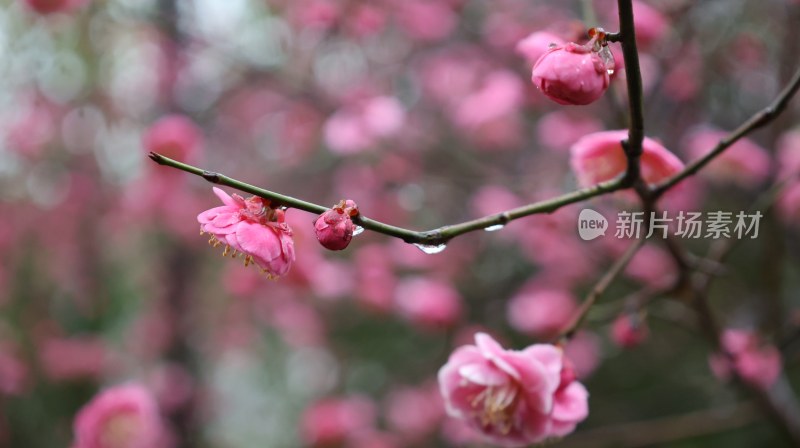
[314,200,359,251]
[610,314,649,348]
[532,42,611,105]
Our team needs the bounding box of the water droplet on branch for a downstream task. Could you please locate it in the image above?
[413,243,447,254]
[352,225,365,236]
[484,224,505,232]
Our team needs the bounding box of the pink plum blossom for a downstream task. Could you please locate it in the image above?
[777,129,800,180]
[323,96,405,154]
[515,31,566,66]
[300,396,377,447]
[683,127,771,188]
[507,288,578,339]
[385,383,444,441]
[438,333,589,446]
[73,383,170,448]
[709,329,782,390]
[624,244,677,288]
[777,182,800,224]
[0,344,29,396]
[536,111,603,152]
[570,130,685,187]
[532,41,611,105]
[394,277,463,330]
[197,187,295,278]
[314,200,359,251]
[610,314,649,348]
[143,114,202,162]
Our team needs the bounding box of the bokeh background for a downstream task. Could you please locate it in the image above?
[1,0,800,446]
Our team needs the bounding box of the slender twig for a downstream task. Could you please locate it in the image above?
[553,402,759,448]
[652,62,800,197]
[557,238,645,341]
[148,152,625,245]
[616,0,646,189]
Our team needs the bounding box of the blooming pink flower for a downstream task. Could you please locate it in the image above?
[516,31,566,65]
[506,288,577,339]
[610,315,649,348]
[315,200,359,251]
[197,187,295,278]
[709,329,782,390]
[532,42,611,105]
[300,396,377,447]
[570,130,685,187]
[143,114,202,162]
[73,383,169,448]
[394,278,463,330]
[438,333,589,446]
[683,127,770,188]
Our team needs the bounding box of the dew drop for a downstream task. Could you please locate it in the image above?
[598,45,615,75]
[484,224,505,232]
[352,225,365,236]
[413,243,447,254]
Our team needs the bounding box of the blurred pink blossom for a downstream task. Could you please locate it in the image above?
[777,129,800,180]
[516,31,566,66]
[0,343,29,396]
[197,187,295,278]
[624,244,676,288]
[438,333,589,446]
[563,331,602,379]
[571,130,684,187]
[507,288,578,339]
[709,329,782,390]
[532,42,610,105]
[776,182,800,224]
[143,114,202,163]
[73,383,170,448]
[23,0,88,14]
[324,97,405,154]
[683,127,771,188]
[40,337,109,382]
[610,314,649,348]
[385,383,444,441]
[394,278,463,330]
[537,111,603,152]
[300,396,377,447]
[397,1,457,42]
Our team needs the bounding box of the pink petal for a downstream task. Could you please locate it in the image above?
[212,187,239,207]
[235,221,282,263]
[551,382,589,424]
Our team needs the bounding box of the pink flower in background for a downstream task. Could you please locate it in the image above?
[300,396,377,447]
[515,31,566,65]
[507,288,577,339]
[73,383,169,448]
[777,129,800,179]
[683,127,771,188]
[394,278,462,329]
[0,344,29,396]
[537,111,603,152]
[563,331,602,379]
[385,383,444,441]
[454,70,524,149]
[323,96,405,154]
[709,329,782,390]
[438,333,589,446]
[532,42,611,105]
[40,337,109,382]
[397,0,457,42]
[624,244,676,288]
[197,187,295,278]
[23,0,87,14]
[570,130,684,187]
[777,182,800,224]
[314,200,359,251]
[629,0,669,48]
[143,114,202,162]
[610,315,649,348]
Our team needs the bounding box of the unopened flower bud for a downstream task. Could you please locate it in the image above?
[314,200,359,251]
[532,40,612,105]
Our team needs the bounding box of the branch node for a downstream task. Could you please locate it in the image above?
[202,171,221,183]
